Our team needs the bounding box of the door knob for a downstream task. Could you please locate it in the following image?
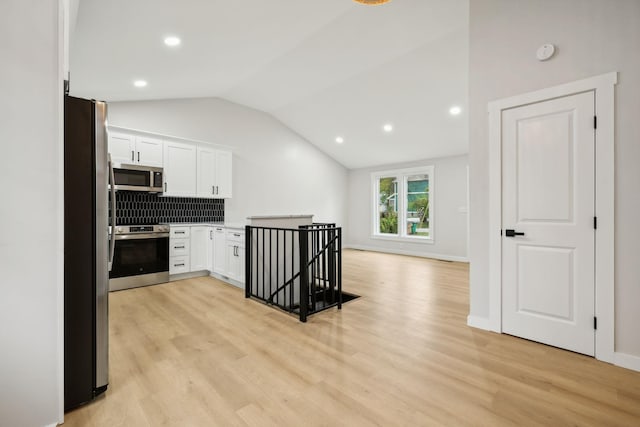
[505,229,525,237]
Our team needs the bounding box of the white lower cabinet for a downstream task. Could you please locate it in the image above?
[170,224,245,287]
[169,256,190,275]
[212,226,226,275]
[225,229,245,285]
[190,226,211,272]
[170,239,190,257]
[170,226,191,275]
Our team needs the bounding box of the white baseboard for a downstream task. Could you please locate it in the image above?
[168,270,209,282]
[467,315,494,331]
[614,352,640,372]
[343,244,468,263]
[209,272,244,290]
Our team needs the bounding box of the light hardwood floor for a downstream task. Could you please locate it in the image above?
[64,249,640,426]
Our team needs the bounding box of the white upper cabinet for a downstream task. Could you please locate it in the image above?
[108,132,136,165]
[164,141,197,197]
[197,146,233,198]
[108,127,232,199]
[197,146,217,198]
[215,150,233,198]
[108,132,163,167]
[135,136,163,167]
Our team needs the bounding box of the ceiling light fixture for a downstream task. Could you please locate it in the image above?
[353,0,392,5]
[383,123,393,133]
[335,136,344,144]
[164,36,181,47]
[449,106,462,116]
[133,80,148,88]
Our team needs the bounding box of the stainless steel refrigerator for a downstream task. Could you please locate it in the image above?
[64,95,110,411]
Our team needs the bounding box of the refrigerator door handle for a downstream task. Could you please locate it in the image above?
[108,153,116,271]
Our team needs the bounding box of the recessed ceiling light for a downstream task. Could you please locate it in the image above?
[383,123,393,132]
[133,80,148,88]
[449,106,462,116]
[335,136,344,144]
[164,36,181,47]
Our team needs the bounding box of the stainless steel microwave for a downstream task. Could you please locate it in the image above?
[111,164,163,193]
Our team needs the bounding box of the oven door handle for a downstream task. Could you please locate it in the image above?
[114,233,170,240]
[108,153,116,272]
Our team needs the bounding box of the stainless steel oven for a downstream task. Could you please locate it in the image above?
[112,164,163,193]
[108,225,170,291]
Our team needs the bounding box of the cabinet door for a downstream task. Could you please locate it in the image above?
[108,132,135,165]
[226,242,238,280]
[236,243,245,284]
[169,238,190,257]
[190,226,210,272]
[136,136,163,167]
[215,150,233,198]
[213,227,226,275]
[170,256,190,275]
[224,242,245,285]
[197,146,216,198]
[164,141,197,196]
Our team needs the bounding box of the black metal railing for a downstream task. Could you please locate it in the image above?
[245,223,342,322]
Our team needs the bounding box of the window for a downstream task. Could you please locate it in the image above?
[372,166,433,241]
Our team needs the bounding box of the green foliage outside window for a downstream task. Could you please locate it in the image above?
[378,177,397,234]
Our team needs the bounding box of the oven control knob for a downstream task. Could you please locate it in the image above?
[117,227,123,233]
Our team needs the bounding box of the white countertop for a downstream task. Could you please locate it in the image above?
[164,221,246,229]
[246,214,313,219]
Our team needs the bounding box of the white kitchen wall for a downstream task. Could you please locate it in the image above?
[469,0,640,359]
[346,155,468,261]
[108,98,349,227]
[0,1,64,426]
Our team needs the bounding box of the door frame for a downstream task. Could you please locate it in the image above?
[487,72,617,363]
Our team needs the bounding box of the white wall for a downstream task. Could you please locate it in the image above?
[0,1,64,426]
[346,155,468,261]
[469,0,640,357]
[108,98,349,227]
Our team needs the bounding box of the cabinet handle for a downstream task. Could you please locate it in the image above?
[137,151,140,162]
[131,150,134,161]
[216,185,219,195]
[174,263,185,267]
[233,233,241,237]
[212,185,214,195]
[175,231,185,234]
[164,183,167,192]
[210,230,213,239]
[175,245,185,249]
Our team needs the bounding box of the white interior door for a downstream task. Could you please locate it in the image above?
[501,91,595,356]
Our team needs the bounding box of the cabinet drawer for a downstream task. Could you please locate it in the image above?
[170,239,190,257]
[226,229,245,243]
[170,256,190,275]
[170,227,190,238]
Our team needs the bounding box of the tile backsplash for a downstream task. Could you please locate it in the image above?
[110,192,224,225]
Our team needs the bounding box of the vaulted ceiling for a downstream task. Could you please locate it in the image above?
[70,0,468,169]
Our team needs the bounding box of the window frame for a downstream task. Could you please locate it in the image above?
[371,165,434,243]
